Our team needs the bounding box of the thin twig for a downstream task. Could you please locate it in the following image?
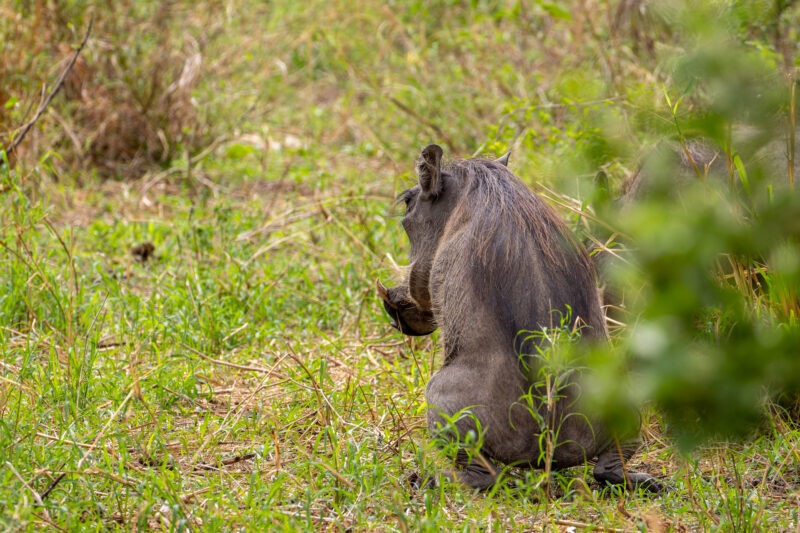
[40,474,66,502]
[2,17,94,165]
[79,390,136,472]
[180,487,212,504]
[181,343,279,375]
[37,389,138,503]
[36,432,95,450]
[789,73,796,191]
[387,96,456,153]
[6,461,52,521]
[193,452,257,472]
[293,447,355,490]
[552,519,625,532]
[279,338,345,426]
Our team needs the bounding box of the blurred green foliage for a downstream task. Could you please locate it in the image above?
[591,2,800,447]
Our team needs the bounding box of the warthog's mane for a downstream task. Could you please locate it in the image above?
[446,157,591,272]
[441,157,602,337]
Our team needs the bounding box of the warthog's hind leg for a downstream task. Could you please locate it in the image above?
[424,448,500,491]
[454,451,500,491]
[593,444,664,494]
[407,451,500,492]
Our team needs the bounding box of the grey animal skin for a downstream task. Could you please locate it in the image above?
[596,128,799,316]
[620,128,799,205]
[378,144,662,493]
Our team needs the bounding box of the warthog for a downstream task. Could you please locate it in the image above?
[620,129,799,205]
[595,129,800,316]
[378,144,662,492]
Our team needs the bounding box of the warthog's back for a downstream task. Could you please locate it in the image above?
[428,157,606,353]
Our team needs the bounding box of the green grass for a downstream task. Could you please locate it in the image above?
[2,0,800,530]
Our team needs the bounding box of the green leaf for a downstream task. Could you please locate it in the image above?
[224,143,257,160]
[539,2,572,21]
[733,153,750,195]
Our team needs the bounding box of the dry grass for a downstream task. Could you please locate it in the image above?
[3,2,209,178]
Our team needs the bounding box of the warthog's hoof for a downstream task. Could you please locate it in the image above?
[406,471,436,490]
[597,472,669,495]
[637,476,670,494]
[626,472,669,494]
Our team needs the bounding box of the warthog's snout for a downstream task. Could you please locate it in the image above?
[376,279,435,336]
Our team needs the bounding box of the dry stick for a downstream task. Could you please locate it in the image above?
[40,389,136,504]
[193,452,257,472]
[193,374,275,465]
[387,96,456,153]
[88,393,140,459]
[552,519,624,532]
[1,17,94,166]
[535,184,634,242]
[238,194,389,242]
[236,211,318,243]
[8,460,67,529]
[272,429,281,471]
[183,346,289,466]
[45,468,140,491]
[789,74,796,191]
[244,226,321,266]
[0,373,25,389]
[280,342,339,427]
[685,466,720,526]
[6,461,52,521]
[42,472,67,501]
[293,446,356,490]
[180,487,212,504]
[182,343,277,374]
[219,452,256,466]
[35,432,96,450]
[324,203,382,262]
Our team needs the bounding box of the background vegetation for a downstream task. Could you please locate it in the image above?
[1,0,799,530]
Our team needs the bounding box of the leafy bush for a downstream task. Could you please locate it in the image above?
[589,1,800,446]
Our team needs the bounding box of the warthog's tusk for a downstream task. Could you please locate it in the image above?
[376,279,389,300]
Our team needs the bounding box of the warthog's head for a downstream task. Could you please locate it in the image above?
[377,144,511,336]
[401,145,451,294]
[402,145,505,309]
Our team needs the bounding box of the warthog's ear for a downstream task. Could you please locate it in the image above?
[417,144,443,197]
[495,151,511,167]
